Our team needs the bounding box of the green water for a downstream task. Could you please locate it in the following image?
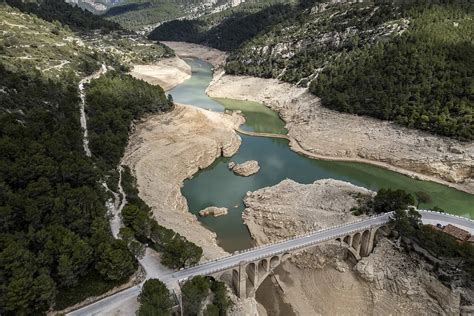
[169,59,474,252]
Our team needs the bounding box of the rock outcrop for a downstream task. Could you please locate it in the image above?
[229,160,260,176]
[199,206,228,217]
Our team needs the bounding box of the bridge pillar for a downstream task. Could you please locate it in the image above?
[232,263,248,299]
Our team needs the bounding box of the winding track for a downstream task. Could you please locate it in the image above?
[68,210,474,316]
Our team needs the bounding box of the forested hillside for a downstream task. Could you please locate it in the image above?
[0,3,200,314]
[105,1,185,30]
[148,0,291,50]
[6,0,121,32]
[310,5,473,141]
[154,0,472,140]
[0,64,138,315]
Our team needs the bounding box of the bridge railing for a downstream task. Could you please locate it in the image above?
[182,212,393,273]
[181,210,473,277]
[418,209,474,222]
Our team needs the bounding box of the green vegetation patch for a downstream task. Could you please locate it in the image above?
[0,65,136,315]
[311,4,473,140]
[85,71,172,169]
[182,276,232,315]
[137,279,174,316]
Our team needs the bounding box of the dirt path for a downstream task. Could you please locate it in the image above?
[78,64,108,157]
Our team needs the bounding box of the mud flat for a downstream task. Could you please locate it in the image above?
[208,75,474,194]
[243,179,463,315]
[129,56,191,91]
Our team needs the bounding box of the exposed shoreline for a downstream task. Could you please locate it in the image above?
[207,75,473,195]
[129,56,191,91]
[123,104,243,260]
[157,42,473,195]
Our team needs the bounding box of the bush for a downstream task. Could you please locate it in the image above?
[372,188,415,214]
[182,276,211,316]
[137,279,173,316]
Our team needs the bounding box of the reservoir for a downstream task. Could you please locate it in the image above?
[170,59,474,252]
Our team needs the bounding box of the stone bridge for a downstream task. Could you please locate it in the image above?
[222,220,386,298]
[68,210,474,316]
[170,210,474,299]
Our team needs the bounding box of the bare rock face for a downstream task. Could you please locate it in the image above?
[229,160,260,176]
[242,179,462,315]
[199,206,228,217]
[355,239,460,315]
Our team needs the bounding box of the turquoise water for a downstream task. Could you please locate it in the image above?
[169,59,474,252]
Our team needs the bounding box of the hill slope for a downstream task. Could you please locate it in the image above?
[0,4,185,314]
[154,1,473,140]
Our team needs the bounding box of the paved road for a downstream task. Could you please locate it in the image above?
[68,210,473,316]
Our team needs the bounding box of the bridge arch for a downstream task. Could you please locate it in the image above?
[229,225,390,298]
[270,255,280,269]
[352,232,361,252]
[360,230,371,256]
[258,258,269,278]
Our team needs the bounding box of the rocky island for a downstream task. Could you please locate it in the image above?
[229,160,260,176]
[199,206,229,217]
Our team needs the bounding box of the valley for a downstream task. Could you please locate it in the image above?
[1,0,473,315]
